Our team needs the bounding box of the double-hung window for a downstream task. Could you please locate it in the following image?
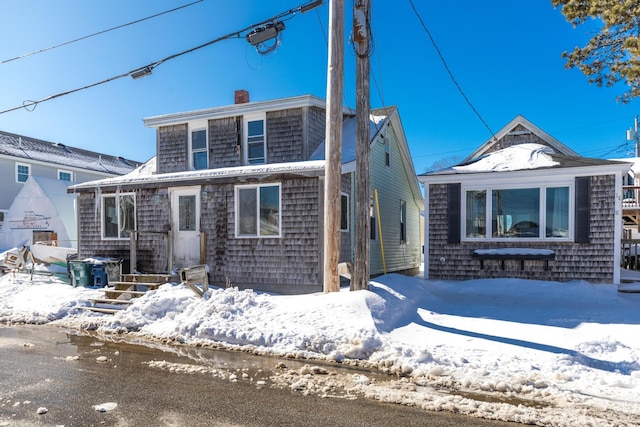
[463,184,571,240]
[244,114,266,165]
[16,163,30,183]
[191,127,208,170]
[102,193,136,239]
[235,183,280,237]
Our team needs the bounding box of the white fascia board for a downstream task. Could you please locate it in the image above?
[69,160,327,191]
[0,153,120,177]
[143,95,354,128]
[418,164,632,185]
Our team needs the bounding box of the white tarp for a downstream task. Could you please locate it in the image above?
[0,176,76,251]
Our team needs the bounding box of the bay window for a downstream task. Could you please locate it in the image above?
[463,184,571,240]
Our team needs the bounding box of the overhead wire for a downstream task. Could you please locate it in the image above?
[407,0,497,142]
[0,0,323,116]
[0,0,205,65]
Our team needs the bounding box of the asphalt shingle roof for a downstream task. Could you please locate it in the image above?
[0,130,141,176]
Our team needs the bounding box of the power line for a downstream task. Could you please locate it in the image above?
[0,0,323,116]
[1,0,205,65]
[407,0,497,141]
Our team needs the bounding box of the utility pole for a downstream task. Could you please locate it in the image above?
[352,0,370,291]
[323,0,344,293]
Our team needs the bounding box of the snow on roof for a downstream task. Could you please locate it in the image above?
[0,130,140,176]
[454,143,559,172]
[69,159,326,190]
[611,157,640,175]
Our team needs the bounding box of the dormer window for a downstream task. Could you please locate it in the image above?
[244,113,266,165]
[190,126,208,170]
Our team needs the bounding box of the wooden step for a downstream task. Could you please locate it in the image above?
[78,306,122,314]
[109,281,162,289]
[103,289,147,296]
[89,298,133,305]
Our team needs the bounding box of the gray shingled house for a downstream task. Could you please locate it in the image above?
[418,115,631,285]
[68,93,423,294]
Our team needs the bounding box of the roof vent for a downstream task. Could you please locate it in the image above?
[53,142,71,153]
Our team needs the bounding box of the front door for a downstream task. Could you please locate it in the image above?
[170,187,201,268]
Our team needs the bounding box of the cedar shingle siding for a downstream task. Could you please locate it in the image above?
[427,174,616,282]
[209,117,240,168]
[158,124,188,174]
[482,124,552,154]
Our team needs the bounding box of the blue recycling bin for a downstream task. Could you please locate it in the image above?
[91,264,107,288]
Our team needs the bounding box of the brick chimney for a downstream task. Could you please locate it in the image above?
[234,89,250,104]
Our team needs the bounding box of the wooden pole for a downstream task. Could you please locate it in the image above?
[323,0,344,293]
[353,0,370,291]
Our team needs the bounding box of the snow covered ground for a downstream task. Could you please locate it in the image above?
[1,268,640,426]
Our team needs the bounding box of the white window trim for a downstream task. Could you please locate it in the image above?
[101,192,136,240]
[243,112,266,165]
[340,192,349,232]
[384,139,391,168]
[370,193,378,241]
[234,183,281,238]
[461,181,574,242]
[189,120,208,171]
[15,162,30,183]
[57,169,74,182]
[400,199,407,243]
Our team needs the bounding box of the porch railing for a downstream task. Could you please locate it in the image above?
[623,186,640,209]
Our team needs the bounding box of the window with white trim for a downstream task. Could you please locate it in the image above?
[16,163,30,183]
[370,194,377,240]
[340,193,349,232]
[235,183,280,237]
[58,169,73,182]
[191,128,208,170]
[400,200,407,243]
[102,193,136,239]
[384,140,390,167]
[0,210,6,229]
[463,184,572,240]
[244,114,266,165]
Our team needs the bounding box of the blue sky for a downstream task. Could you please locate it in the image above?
[1,0,638,174]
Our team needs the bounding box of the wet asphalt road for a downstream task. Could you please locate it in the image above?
[0,325,516,427]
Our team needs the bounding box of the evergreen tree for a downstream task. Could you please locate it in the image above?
[552,0,640,103]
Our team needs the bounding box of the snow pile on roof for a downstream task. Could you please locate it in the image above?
[454,143,559,172]
[2,269,640,425]
[124,156,156,178]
